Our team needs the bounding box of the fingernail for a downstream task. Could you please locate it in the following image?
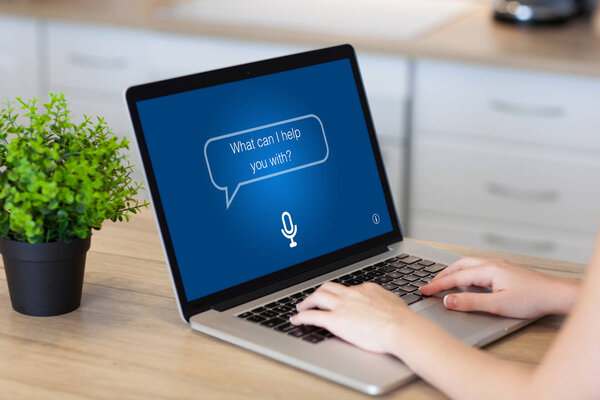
[443,295,456,308]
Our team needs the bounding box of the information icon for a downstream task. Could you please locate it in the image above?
[372,213,380,225]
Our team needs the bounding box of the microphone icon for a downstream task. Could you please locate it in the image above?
[281,211,298,248]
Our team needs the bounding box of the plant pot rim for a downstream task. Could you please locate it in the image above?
[0,236,91,262]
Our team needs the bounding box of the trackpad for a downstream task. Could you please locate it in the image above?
[419,302,505,342]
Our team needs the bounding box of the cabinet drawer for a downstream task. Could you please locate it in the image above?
[48,22,150,94]
[411,211,595,264]
[0,16,39,98]
[414,60,600,151]
[410,138,600,233]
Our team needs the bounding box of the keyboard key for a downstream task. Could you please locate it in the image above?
[379,266,396,273]
[386,271,403,279]
[291,293,305,299]
[374,276,393,284]
[414,270,429,278]
[251,307,266,313]
[265,301,279,308]
[369,270,384,277]
[418,260,436,267]
[303,288,316,294]
[346,279,362,286]
[247,315,266,323]
[396,253,410,259]
[364,265,375,271]
[288,325,318,337]
[278,297,293,304]
[398,267,413,275]
[392,278,409,286]
[280,312,293,320]
[403,275,419,282]
[401,256,422,264]
[382,283,398,291]
[238,312,252,318]
[354,275,370,283]
[391,289,405,297]
[261,317,286,328]
[407,264,425,271]
[302,334,325,344]
[424,264,447,273]
[412,280,427,288]
[398,284,418,293]
[401,294,422,305]
[260,310,278,318]
[272,305,292,314]
[276,322,297,332]
[388,261,407,268]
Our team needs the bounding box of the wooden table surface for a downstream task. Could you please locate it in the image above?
[0,208,587,399]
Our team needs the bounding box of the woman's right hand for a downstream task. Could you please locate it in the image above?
[419,257,579,319]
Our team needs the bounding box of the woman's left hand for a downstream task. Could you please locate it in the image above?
[290,281,414,354]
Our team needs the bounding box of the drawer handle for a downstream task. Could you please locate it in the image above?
[483,232,556,253]
[485,181,559,202]
[490,99,565,118]
[67,52,128,70]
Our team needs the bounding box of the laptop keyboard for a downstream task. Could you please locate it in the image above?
[236,253,446,344]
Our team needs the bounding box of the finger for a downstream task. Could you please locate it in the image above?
[317,281,348,294]
[290,309,333,327]
[419,266,493,296]
[432,257,488,281]
[443,292,502,315]
[296,290,340,312]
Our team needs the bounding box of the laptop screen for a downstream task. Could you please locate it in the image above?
[134,57,395,303]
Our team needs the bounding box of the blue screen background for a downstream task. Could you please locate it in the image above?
[136,59,393,302]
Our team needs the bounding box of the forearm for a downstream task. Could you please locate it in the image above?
[387,313,532,400]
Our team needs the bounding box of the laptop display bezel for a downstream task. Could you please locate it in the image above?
[125,44,403,321]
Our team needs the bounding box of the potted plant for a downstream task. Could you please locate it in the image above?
[0,92,147,316]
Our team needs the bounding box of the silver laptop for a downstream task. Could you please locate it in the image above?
[124,44,533,395]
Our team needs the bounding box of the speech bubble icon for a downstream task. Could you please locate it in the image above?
[204,114,328,209]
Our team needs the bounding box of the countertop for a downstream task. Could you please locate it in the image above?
[0,207,587,399]
[1,0,600,77]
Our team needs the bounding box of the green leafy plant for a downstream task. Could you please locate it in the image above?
[0,92,148,243]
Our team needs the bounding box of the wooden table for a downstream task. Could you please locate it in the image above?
[0,208,586,399]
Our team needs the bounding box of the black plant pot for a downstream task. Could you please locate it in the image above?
[0,236,91,316]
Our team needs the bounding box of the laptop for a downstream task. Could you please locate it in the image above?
[124,44,534,395]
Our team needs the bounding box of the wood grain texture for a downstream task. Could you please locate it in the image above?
[0,208,586,399]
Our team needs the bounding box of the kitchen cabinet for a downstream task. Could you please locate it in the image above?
[41,22,409,210]
[0,16,40,100]
[410,60,600,263]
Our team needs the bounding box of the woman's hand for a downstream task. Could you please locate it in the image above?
[290,282,419,354]
[420,257,579,318]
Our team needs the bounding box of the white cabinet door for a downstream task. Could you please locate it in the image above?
[410,137,600,234]
[357,53,408,143]
[0,16,39,100]
[47,21,150,95]
[411,210,595,264]
[414,60,600,151]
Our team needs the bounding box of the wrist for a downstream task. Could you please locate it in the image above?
[544,276,580,315]
[383,309,436,357]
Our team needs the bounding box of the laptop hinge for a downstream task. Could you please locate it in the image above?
[211,244,390,312]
